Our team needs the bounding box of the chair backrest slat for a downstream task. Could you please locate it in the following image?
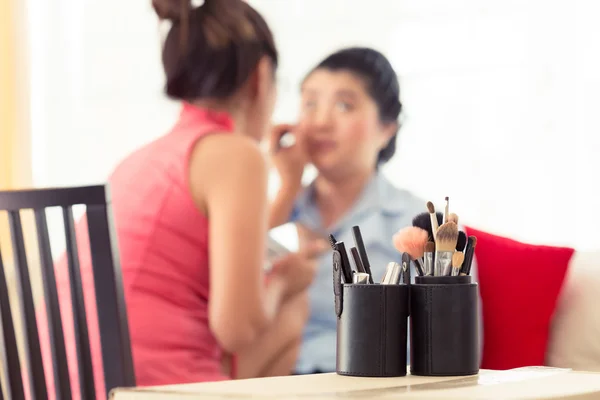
[0,186,107,210]
[34,209,72,400]
[7,210,48,400]
[0,185,135,399]
[86,203,135,392]
[62,205,96,400]
[0,244,26,400]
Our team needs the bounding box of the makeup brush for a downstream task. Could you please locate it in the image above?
[456,231,467,252]
[401,252,412,286]
[426,202,440,241]
[451,252,465,276]
[381,262,401,285]
[448,213,459,225]
[434,222,459,276]
[424,241,435,276]
[278,131,296,149]
[411,213,431,239]
[392,227,427,276]
[460,236,478,276]
[350,246,366,274]
[390,262,402,285]
[443,197,450,224]
[453,231,468,277]
[351,226,374,284]
[329,234,353,283]
[352,272,370,284]
[327,234,338,250]
[412,212,443,242]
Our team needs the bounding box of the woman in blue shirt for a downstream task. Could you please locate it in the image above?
[269,47,481,374]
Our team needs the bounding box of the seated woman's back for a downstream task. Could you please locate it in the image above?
[101,107,235,382]
[39,107,237,399]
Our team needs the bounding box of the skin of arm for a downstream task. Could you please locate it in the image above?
[268,183,302,229]
[189,133,288,353]
[268,123,307,229]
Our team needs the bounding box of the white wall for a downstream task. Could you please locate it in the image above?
[27,0,180,188]
[26,0,600,252]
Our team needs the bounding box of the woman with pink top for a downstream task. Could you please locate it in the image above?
[41,0,324,398]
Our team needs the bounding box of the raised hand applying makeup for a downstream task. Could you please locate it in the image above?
[269,123,308,191]
[392,197,477,277]
[271,124,298,153]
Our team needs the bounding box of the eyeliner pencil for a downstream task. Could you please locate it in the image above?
[352,226,374,284]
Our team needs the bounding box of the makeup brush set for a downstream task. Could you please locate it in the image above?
[329,226,410,286]
[332,197,480,379]
[393,197,477,278]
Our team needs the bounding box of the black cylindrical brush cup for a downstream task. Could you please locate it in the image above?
[336,283,409,377]
[410,275,479,376]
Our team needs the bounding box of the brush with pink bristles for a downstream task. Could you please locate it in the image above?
[392,226,428,276]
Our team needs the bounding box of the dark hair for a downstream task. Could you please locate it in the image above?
[152,0,278,101]
[311,47,402,164]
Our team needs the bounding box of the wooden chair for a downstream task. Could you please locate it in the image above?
[0,185,135,399]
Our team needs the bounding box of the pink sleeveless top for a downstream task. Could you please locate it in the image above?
[39,104,235,399]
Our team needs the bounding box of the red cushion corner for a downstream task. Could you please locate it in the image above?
[464,226,574,370]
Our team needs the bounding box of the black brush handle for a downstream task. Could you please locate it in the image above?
[402,253,412,286]
[336,241,354,283]
[402,253,411,316]
[456,231,468,252]
[413,259,425,277]
[460,236,477,275]
[350,247,366,274]
[352,226,374,284]
[328,234,338,250]
[332,250,343,318]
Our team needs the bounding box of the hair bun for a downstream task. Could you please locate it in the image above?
[152,0,189,21]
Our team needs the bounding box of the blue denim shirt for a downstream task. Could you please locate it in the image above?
[291,173,482,373]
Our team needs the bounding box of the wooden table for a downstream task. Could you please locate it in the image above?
[110,367,600,399]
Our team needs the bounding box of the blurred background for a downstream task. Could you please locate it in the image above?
[2,0,600,258]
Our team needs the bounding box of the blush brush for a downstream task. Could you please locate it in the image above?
[392,226,428,276]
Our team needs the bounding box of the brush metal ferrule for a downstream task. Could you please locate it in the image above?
[390,262,402,284]
[451,266,461,276]
[380,262,392,284]
[352,272,370,284]
[435,251,453,276]
[381,262,400,284]
[424,252,434,276]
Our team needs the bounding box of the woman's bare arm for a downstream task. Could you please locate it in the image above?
[189,133,287,353]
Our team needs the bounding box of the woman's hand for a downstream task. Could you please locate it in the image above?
[270,123,308,193]
[270,239,328,298]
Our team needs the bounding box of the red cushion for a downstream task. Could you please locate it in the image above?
[464,226,574,370]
